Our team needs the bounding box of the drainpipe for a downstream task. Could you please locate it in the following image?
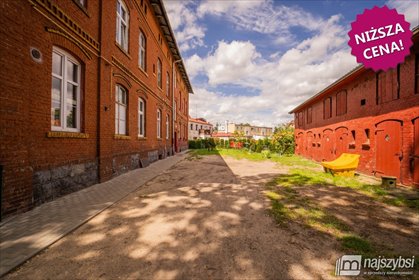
[172,59,182,154]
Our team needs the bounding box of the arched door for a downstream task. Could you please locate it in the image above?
[375,120,402,179]
[306,131,313,159]
[322,129,334,161]
[335,127,349,157]
[413,118,419,187]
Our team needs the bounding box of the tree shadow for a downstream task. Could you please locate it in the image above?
[4,153,417,279]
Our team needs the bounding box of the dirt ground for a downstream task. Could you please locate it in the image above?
[5,154,419,279]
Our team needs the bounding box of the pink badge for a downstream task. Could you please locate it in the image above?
[348,6,413,72]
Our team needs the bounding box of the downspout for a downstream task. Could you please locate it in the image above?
[172,59,182,154]
[97,0,103,181]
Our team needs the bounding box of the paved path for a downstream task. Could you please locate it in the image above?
[0,152,188,277]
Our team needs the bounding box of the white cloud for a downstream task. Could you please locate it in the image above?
[164,0,206,52]
[197,0,326,44]
[187,14,357,127]
[387,0,419,28]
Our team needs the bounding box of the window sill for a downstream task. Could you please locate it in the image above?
[47,131,89,139]
[114,134,131,140]
[157,138,162,141]
[138,67,148,77]
[115,43,131,59]
[138,136,147,140]
[72,0,90,17]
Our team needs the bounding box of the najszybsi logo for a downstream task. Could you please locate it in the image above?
[335,255,415,276]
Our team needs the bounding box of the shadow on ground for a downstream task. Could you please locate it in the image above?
[4,152,418,279]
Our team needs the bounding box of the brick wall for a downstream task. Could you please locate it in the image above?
[0,0,192,218]
[293,35,419,186]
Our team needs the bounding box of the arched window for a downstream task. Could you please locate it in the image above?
[116,0,129,51]
[157,109,162,138]
[115,85,127,135]
[51,47,81,131]
[166,72,170,96]
[166,114,169,139]
[139,31,146,70]
[157,58,162,88]
[138,98,145,137]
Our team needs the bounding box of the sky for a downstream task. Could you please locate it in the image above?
[164,0,419,128]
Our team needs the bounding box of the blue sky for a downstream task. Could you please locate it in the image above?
[164,0,419,127]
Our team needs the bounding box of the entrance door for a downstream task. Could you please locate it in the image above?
[375,120,402,179]
[322,129,334,161]
[174,132,178,153]
[306,131,313,159]
[335,127,349,157]
[413,118,419,187]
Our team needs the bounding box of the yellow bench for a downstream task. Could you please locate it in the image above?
[321,153,360,177]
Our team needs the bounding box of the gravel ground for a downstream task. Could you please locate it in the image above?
[5,154,417,279]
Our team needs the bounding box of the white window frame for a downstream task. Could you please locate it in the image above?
[166,114,169,139]
[115,85,127,135]
[138,98,145,137]
[157,58,162,88]
[157,109,162,138]
[174,101,177,121]
[139,31,146,70]
[166,71,170,96]
[51,47,81,132]
[116,0,129,51]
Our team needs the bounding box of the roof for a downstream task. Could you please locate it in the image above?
[212,132,234,138]
[289,25,419,114]
[189,117,213,126]
[150,0,193,94]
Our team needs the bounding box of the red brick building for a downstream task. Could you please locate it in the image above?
[0,0,193,218]
[290,27,419,187]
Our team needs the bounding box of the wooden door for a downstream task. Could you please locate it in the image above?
[413,118,419,187]
[335,127,349,157]
[375,120,402,179]
[322,129,334,161]
[306,132,313,159]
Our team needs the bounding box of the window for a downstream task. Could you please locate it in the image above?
[157,58,162,88]
[360,99,366,106]
[296,111,303,127]
[323,97,332,119]
[376,68,399,103]
[166,114,169,139]
[75,0,86,8]
[190,124,193,130]
[138,98,145,137]
[116,0,129,51]
[195,124,198,130]
[166,72,170,96]
[415,54,419,94]
[174,101,177,121]
[306,107,312,124]
[51,47,81,131]
[139,31,146,70]
[115,85,127,135]
[173,67,177,89]
[336,90,347,116]
[157,109,161,138]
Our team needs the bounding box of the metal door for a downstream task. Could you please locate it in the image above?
[375,120,402,179]
[322,129,334,161]
[335,127,349,157]
[413,118,419,187]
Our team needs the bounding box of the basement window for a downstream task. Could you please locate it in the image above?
[349,130,356,149]
[360,99,366,106]
[362,129,371,150]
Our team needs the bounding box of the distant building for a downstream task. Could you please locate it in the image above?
[217,122,273,139]
[211,132,234,141]
[188,117,213,140]
[289,27,419,186]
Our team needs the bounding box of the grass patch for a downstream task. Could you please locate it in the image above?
[273,168,418,210]
[338,235,372,254]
